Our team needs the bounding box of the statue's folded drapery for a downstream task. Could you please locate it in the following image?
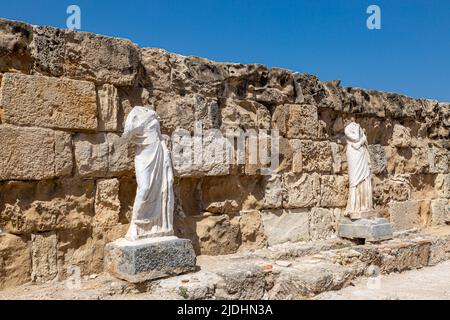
[345,122,373,214]
[123,106,174,240]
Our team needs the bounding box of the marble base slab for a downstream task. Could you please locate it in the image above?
[338,217,394,242]
[105,236,197,283]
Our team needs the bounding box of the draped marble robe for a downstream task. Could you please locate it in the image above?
[122,107,174,241]
[344,122,373,217]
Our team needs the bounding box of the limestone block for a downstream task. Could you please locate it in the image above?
[309,207,336,240]
[201,176,264,215]
[0,179,95,234]
[0,73,97,130]
[331,142,343,174]
[373,175,411,205]
[57,230,106,278]
[430,199,450,226]
[172,129,231,177]
[94,179,121,228]
[300,140,333,172]
[254,68,295,104]
[0,125,72,180]
[97,84,119,131]
[286,104,319,139]
[289,139,302,173]
[107,133,134,176]
[368,144,387,174]
[388,200,423,231]
[31,232,58,283]
[263,174,283,208]
[30,25,65,76]
[140,48,172,91]
[283,173,320,208]
[390,124,411,147]
[172,55,228,97]
[0,18,32,73]
[155,94,196,134]
[428,146,449,173]
[74,134,109,177]
[320,175,348,207]
[435,174,450,198]
[64,30,140,86]
[238,210,267,249]
[260,209,309,245]
[54,130,73,176]
[0,234,31,290]
[105,237,196,283]
[220,99,269,130]
[341,87,386,117]
[270,137,292,174]
[194,214,241,255]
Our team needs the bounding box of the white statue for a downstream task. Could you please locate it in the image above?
[344,122,373,218]
[122,106,174,241]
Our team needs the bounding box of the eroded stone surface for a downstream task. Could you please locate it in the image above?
[1,73,97,130]
[0,125,73,180]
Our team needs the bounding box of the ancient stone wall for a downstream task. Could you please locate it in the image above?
[0,18,449,289]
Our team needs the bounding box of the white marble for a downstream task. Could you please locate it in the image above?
[122,106,174,241]
[344,122,373,218]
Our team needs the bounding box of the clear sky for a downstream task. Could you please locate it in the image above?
[2,0,449,101]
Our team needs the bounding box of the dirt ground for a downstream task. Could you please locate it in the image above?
[316,260,450,300]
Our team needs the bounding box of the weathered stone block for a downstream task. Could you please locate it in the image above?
[320,175,348,207]
[262,174,283,208]
[97,84,119,131]
[0,19,32,73]
[286,104,319,139]
[388,200,423,231]
[260,209,309,245]
[238,210,267,249]
[0,179,95,234]
[105,236,196,283]
[300,140,333,172]
[0,234,31,290]
[31,232,58,283]
[74,134,109,177]
[30,25,65,76]
[172,129,231,177]
[94,179,121,228]
[140,48,172,91]
[0,73,97,130]
[107,133,134,176]
[330,142,343,174]
[368,144,387,174]
[64,31,140,86]
[428,146,449,173]
[283,173,320,208]
[0,125,73,180]
[430,199,450,226]
[194,214,241,255]
[289,139,303,173]
[309,207,336,240]
[435,174,450,198]
[390,124,411,147]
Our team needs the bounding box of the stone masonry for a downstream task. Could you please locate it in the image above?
[0,18,449,290]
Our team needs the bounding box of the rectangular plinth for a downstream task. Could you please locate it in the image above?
[338,218,393,242]
[105,236,197,283]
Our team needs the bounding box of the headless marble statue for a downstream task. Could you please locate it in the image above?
[344,122,373,219]
[122,106,174,241]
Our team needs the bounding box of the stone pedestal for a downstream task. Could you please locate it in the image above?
[105,236,197,283]
[338,217,393,242]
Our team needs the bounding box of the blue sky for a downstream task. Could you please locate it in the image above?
[2,0,449,101]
